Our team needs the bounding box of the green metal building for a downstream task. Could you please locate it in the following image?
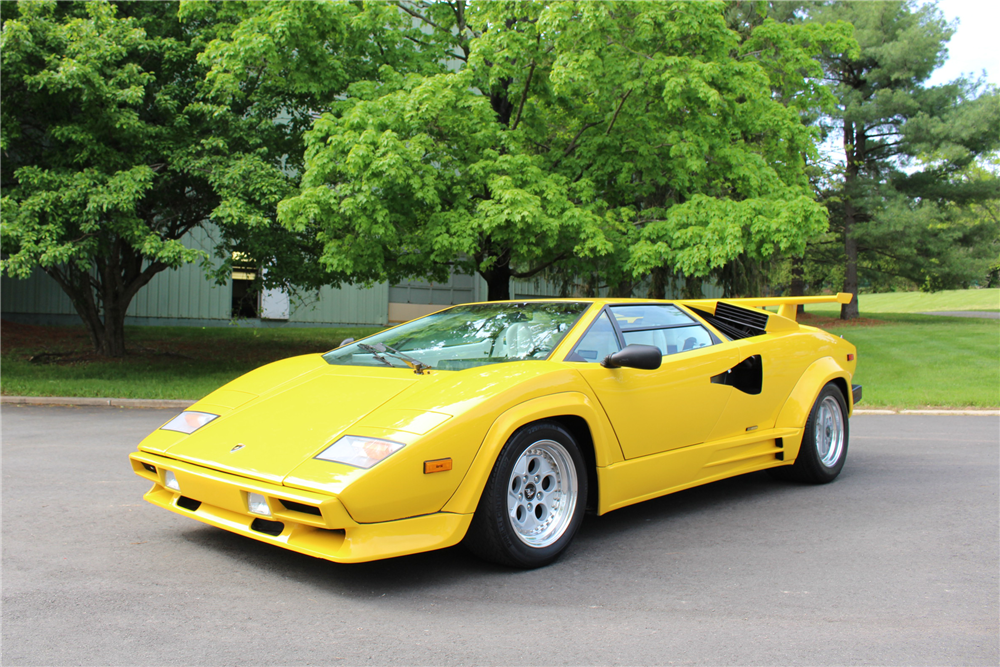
[2,226,640,328]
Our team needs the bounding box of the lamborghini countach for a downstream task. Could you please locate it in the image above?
[130,295,861,568]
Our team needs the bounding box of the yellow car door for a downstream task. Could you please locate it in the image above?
[569,305,740,459]
[704,335,805,442]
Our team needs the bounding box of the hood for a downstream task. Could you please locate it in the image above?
[163,370,418,483]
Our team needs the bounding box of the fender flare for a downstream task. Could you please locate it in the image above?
[774,356,852,461]
[441,391,619,515]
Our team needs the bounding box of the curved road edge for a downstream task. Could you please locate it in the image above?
[1,395,997,415]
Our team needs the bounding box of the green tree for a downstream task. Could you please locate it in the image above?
[278,1,843,300]
[2,1,222,356]
[180,0,440,290]
[0,0,413,356]
[808,0,1000,317]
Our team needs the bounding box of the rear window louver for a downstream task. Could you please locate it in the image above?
[690,302,769,340]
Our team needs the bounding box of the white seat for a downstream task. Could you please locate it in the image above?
[504,323,535,358]
[625,330,668,355]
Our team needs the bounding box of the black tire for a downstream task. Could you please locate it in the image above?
[770,383,849,484]
[464,421,588,568]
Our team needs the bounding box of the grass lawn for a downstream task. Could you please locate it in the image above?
[817,313,998,409]
[0,322,381,400]
[2,294,997,408]
[812,287,999,314]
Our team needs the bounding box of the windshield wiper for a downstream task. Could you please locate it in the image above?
[358,343,431,374]
[357,343,394,368]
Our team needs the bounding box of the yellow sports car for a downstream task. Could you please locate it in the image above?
[130,295,861,568]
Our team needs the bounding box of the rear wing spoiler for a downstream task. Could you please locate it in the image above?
[680,293,853,322]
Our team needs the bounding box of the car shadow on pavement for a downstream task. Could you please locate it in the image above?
[179,523,502,597]
[577,468,802,541]
[176,468,826,596]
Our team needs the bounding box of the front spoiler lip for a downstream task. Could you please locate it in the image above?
[129,451,472,563]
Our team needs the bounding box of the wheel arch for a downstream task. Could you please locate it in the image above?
[547,414,599,511]
[828,376,850,411]
[441,392,618,516]
[774,356,853,463]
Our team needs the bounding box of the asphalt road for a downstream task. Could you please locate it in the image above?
[2,406,997,666]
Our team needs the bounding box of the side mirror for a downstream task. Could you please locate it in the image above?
[339,337,355,348]
[602,344,662,370]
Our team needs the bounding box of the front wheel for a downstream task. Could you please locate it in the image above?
[464,422,587,568]
[771,383,849,484]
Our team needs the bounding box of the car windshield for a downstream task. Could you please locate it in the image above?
[323,302,590,371]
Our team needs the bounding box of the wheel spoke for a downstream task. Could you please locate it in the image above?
[816,396,844,467]
[505,439,578,548]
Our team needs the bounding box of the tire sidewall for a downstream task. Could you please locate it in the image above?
[801,384,849,483]
[486,422,588,568]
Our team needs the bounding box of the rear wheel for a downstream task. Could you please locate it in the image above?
[464,422,587,568]
[771,383,849,484]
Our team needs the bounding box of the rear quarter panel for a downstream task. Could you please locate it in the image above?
[773,331,857,461]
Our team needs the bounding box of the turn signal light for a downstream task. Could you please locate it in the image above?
[847,353,855,361]
[424,458,453,474]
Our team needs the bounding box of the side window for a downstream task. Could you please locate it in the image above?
[612,304,695,328]
[567,312,621,363]
[626,324,713,354]
[621,329,670,354]
[613,305,715,357]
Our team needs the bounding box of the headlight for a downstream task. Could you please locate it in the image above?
[315,436,405,469]
[161,411,219,434]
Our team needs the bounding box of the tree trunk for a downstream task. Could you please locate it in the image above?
[682,273,703,299]
[97,290,128,357]
[46,265,105,353]
[608,280,634,298]
[790,256,806,315]
[841,119,861,320]
[648,265,668,299]
[45,245,166,357]
[841,219,860,319]
[481,265,512,301]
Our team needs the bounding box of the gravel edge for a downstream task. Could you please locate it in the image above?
[1,396,196,409]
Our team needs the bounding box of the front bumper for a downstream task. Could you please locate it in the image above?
[852,383,863,405]
[129,451,472,563]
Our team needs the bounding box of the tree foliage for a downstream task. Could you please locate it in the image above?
[176,0,433,292]
[806,0,1000,317]
[0,0,415,355]
[277,1,848,300]
[7,0,993,351]
[2,1,225,355]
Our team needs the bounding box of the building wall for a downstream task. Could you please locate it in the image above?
[387,272,482,323]
[2,223,722,328]
[126,226,231,320]
[1,226,231,322]
[288,283,389,326]
[1,226,390,327]
[1,265,78,318]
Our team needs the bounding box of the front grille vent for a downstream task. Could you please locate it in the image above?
[250,518,285,536]
[691,302,769,340]
[176,496,201,511]
[279,500,322,516]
